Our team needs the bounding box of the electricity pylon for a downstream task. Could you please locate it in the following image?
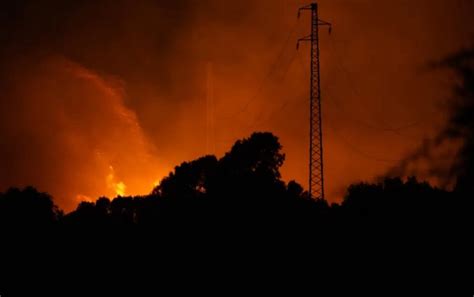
[297,3,332,200]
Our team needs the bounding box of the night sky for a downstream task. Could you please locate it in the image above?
[1,0,473,211]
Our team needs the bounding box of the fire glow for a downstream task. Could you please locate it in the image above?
[107,166,126,197]
[1,0,473,212]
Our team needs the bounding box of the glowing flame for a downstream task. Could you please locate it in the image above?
[75,194,93,203]
[114,182,126,196]
[107,165,126,196]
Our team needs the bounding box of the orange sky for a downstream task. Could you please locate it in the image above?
[1,0,473,211]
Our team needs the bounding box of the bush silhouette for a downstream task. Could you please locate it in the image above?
[0,186,62,229]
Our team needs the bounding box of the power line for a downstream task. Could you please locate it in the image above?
[246,49,301,130]
[324,116,401,164]
[216,30,302,144]
[248,50,310,129]
[323,84,423,142]
[327,36,432,134]
[219,20,300,120]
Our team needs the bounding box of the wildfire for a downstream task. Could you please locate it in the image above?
[114,182,126,196]
[107,165,126,197]
[75,194,93,203]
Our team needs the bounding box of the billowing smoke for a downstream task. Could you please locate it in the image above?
[0,0,288,211]
[0,56,166,210]
[1,0,474,210]
[0,0,247,211]
[386,47,474,193]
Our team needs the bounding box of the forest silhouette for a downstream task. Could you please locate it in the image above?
[1,48,473,295]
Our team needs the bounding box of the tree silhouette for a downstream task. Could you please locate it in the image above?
[220,132,285,181]
[1,83,473,295]
[0,186,62,229]
[154,155,218,200]
[0,130,471,295]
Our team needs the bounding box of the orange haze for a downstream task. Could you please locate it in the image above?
[0,0,473,211]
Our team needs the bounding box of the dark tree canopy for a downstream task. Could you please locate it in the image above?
[0,186,62,228]
[220,132,285,181]
[0,132,471,295]
[155,155,218,199]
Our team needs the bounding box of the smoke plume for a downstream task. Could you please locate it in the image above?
[386,47,474,193]
[1,0,474,210]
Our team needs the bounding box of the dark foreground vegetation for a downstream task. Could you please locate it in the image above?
[1,132,472,295]
[2,48,474,295]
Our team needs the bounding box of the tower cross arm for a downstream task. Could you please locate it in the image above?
[318,19,331,26]
[296,35,312,49]
[297,4,314,18]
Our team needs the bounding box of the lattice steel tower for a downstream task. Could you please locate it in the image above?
[297,3,331,200]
